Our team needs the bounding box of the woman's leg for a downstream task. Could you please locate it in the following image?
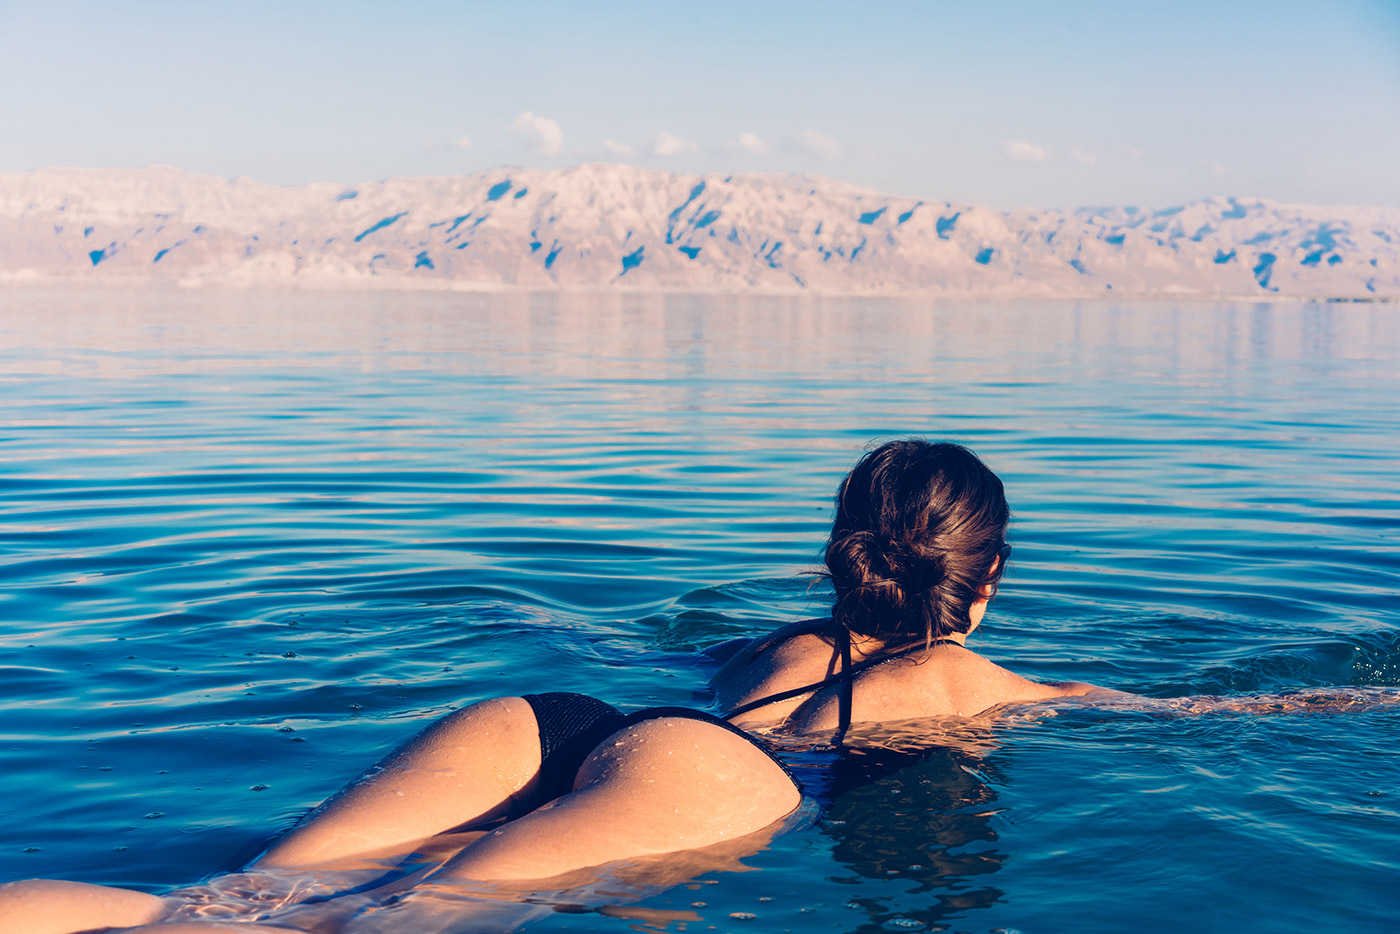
[0,879,165,934]
[427,715,801,883]
[253,696,546,870]
[0,696,549,934]
[118,925,299,933]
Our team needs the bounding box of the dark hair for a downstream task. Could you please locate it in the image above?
[822,439,1010,643]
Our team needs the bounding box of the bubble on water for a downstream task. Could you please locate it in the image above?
[758,897,773,902]
[881,919,925,930]
[348,704,362,710]
[250,784,269,792]
[691,902,707,908]
[23,846,40,852]
[277,726,295,733]
[282,652,297,658]
[800,908,815,913]
[907,864,925,870]
[144,811,164,819]
[846,902,862,909]
[729,912,756,920]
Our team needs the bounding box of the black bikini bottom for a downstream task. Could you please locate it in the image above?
[520,692,801,802]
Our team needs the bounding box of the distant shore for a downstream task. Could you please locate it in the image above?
[2,164,1396,300]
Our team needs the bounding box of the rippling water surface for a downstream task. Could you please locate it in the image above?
[1,289,1397,933]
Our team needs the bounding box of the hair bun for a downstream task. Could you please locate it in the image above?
[825,530,884,588]
[823,439,1010,640]
[826,531,945,595]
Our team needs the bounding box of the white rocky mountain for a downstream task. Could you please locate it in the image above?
[0,163,1395,298]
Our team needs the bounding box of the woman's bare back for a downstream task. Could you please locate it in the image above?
[712,622,1103,732]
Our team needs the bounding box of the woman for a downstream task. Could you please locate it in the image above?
[0,439,1111,933]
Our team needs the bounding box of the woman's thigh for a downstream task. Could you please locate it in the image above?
[0,879,165,934]
[431,715,801,882]
[253,695,546,870]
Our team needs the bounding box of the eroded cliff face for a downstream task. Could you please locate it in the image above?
[2,163,1396,298]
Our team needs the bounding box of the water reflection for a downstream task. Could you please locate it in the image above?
[2,289,1396,385]
[764,722,1009,932]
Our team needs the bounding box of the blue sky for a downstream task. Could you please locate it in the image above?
[1,0,1397,209]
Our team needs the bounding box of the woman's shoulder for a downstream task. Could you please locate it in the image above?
[709,618,833,681]
[935,649,1114,707]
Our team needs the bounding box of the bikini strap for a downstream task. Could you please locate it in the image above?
[834,628,854,744]
[721,632,961,727]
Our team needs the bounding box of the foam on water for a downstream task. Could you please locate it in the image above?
[1,289,1397,932]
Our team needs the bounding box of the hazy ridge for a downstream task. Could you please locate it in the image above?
[1,163,1396,298]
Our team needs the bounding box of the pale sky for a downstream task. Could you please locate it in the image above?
[2,0,1398,209]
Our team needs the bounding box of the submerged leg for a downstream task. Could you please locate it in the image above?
[253,696,548,870]
[0,879,164,934]
[428,715,802,883]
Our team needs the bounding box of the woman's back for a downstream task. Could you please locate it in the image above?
[712,622,1096,733]
[708,440,1103,736]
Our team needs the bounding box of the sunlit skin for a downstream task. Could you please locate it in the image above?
[713,580,1108,733]
[0,576,1117,934]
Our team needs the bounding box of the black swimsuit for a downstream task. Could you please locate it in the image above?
[522,621,956,803]
[520,693,801,801]
[721,623,959,742]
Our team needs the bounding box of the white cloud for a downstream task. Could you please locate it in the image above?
[509,111,563,156]
[603,138,635,156]
[653,131,696,157]
[1070,146,1097,165]
[452,134,473,151]
[794,129,841,160]
[1005,140,1050,162]
[735,132,768,156]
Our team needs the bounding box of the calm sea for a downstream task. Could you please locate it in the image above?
[1,289,1397,933]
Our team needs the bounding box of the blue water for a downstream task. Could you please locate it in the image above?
[1,290,1398,933]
